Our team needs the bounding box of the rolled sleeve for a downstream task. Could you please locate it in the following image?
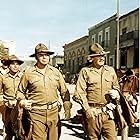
[16,73,28,100]
[73,68,90,111]
[0,76,3,96]
[111,68,120,92]
[58,71,70,102]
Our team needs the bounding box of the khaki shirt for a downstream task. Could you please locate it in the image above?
[16,64,70,106]
[0,67,9,76]
[0,71,23,102]
[73,65,120,110]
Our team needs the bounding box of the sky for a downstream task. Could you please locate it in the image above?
[0,0,139,60]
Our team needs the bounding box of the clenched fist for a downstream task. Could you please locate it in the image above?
[20,99,32,110]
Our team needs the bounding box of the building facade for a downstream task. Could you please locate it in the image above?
[63,8,139,81]
[52,55,64,71]
[119,8,139,69]
[88,14,117,67]
[63,36,88,75]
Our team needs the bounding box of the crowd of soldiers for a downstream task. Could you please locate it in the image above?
[0,43,139,140]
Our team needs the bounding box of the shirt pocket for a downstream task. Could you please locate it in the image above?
[48,76,59,88]
[104,77,112,89]
[87,77,99,91]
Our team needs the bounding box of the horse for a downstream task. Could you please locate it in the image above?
[118,68,139,140]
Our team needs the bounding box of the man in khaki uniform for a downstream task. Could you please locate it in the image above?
[73,43,120,140]
[0,55,24,140]
[16,43,72,140]
[0,55,9,120]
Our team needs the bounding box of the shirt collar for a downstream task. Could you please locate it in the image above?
[32,64,53,75]
[6,71,22,79]
[89,65,109,72]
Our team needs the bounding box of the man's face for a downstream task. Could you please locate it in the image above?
[9,61,20,73]
[1,61,8,69]
[91,55,105,67]
[36,53,50,65]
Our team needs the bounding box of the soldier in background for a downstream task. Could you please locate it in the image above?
[73,43,120,140]
[0,55,9,138]
[0,55,24,140]
[0,55,9,76]
[16,43,72,140]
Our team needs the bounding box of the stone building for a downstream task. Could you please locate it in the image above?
[63,35,88,76]
[52,55,64,72]
[63,8,139,80]
[119,8,139,69]
[88,14,117,67]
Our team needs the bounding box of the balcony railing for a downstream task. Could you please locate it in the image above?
[120,30,139,42]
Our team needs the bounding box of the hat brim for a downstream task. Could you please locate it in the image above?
[88,51,110,57]
[5,60,24,65]
[29,51,54,57]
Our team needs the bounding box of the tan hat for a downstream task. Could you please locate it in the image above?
[30,43,54,57]
[5,55,24,65]
[88,43,110,57]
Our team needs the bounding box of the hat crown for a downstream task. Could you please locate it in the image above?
[88,43,110,57]
[35,43,49,53]
[8,55,19,61]
[29,43,54,57]
[5,55,24,65]
[90,43,104,54]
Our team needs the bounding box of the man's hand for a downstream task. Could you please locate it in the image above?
[108,89,120,100]
[0,95,3,106]
[20,99,32,110]
[85,108,96,120]
[8,100,17,108]
[63,101,72,120]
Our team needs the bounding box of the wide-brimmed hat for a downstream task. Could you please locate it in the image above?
[5,55,24,65]
[29,43,54,57]
[88,43,110,57]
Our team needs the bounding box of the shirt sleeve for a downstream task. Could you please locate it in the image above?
[73,68,90,111]
[16,72,28,100]
[0,76,3,96]
[111,67,120,92]
[58,71,70,102]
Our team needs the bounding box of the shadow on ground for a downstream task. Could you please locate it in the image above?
[118,125,139,138]
[61,116,140,139]
[61,116,87,139]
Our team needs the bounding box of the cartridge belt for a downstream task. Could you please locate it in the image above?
[88,103,105,108]
[32,101,58,110]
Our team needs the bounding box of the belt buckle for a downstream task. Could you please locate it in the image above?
[99,103,104,107]
[102,107,106,112]
[47,102,52,110]
[47,104,52,110]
